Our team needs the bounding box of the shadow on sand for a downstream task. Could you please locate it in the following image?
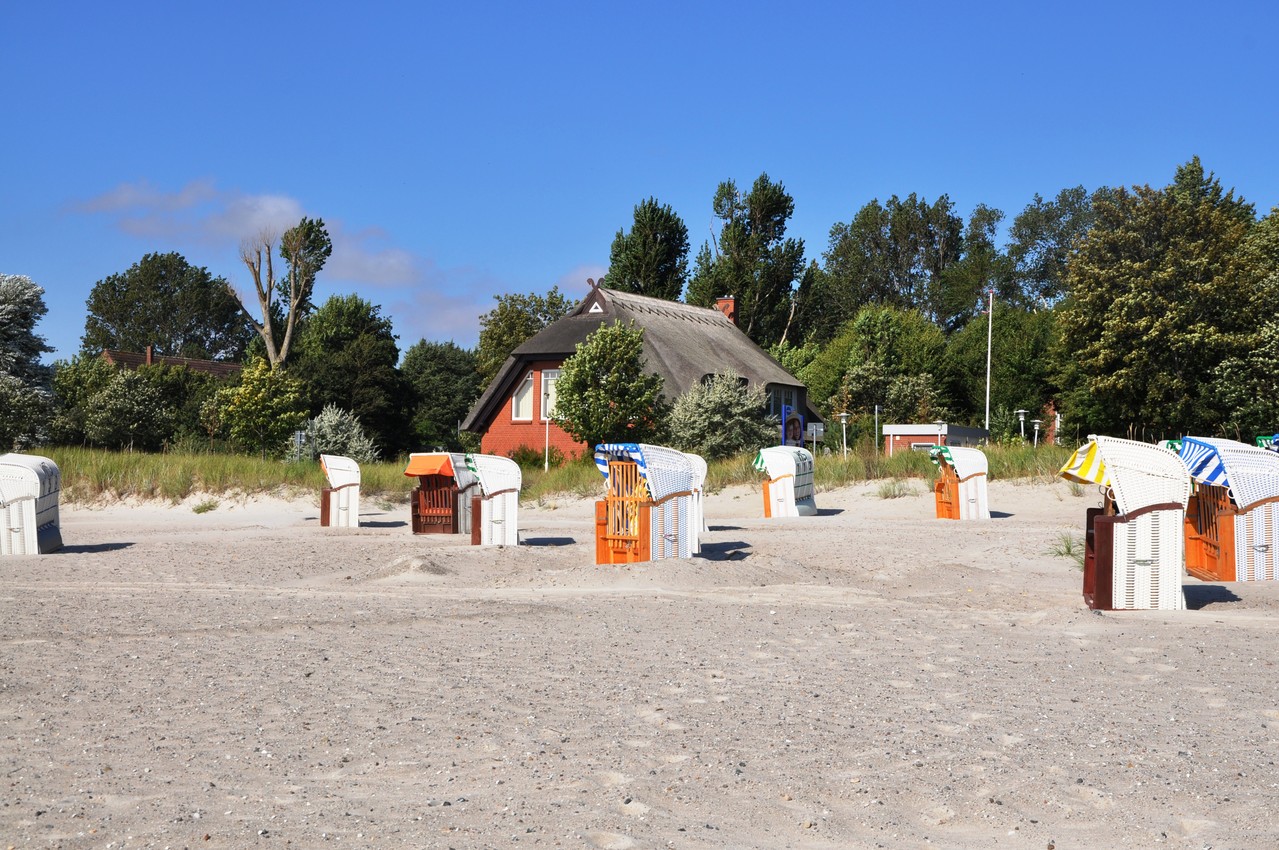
[1184,584,1243,610]
[698,540,752,561]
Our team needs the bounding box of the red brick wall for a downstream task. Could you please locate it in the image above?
[884,433,947,456]
[479,359,589,460]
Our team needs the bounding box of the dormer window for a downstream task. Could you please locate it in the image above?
[511,372,534,420]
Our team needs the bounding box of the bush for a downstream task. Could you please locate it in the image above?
[508,443,566,470]
[84,370,173,451]
[666,371,777,461]
[306,404,380,463]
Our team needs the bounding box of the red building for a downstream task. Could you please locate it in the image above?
[463,284,815,459]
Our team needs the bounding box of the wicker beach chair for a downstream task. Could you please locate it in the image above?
[928,446,990,520]
[1060,436,1190,610]
[1179,437,1279,582]
[753,446,817,517]
[594,443,696,563]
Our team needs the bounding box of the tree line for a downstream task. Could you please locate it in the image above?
[2,155,1276,459]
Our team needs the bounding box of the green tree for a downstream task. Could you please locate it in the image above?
[666,371,777,460]
[291,294,409,453]
[554,321,667,448]
[213,357,308,458]
[934,204,1015,333]
[235,217,332,367]
[802,194,964,340]
[1,274,53,383]
[1210,207,1279,438]
[1006,186,1108,306]
[476,286,574,382]
[800,305,946,415]
[401,340,483,450]
[602,198,690,300]
[82,252,250,360]
[83,370,173,451]
[686,173,806,347]
[49,354,116,445]
[1053,158,1258,437]
[0,274,53,447]
[940,307,1057,425]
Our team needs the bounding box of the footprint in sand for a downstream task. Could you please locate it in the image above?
[637,706,686,730]
[589,832,637,849]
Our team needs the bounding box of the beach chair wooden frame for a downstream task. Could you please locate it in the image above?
[929,446,990,521]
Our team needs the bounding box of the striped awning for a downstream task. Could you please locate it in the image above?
[1059,440,1110,488]
[752,451,767,472]
[927,445,951,467]
[595,443,649,483]
[1178,438,1230,488]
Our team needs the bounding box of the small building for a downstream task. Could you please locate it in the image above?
[882,423,988,456]
[463,284,817,459]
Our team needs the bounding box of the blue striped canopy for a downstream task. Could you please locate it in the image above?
[1178,437,1231,488]
[594,443,649,483]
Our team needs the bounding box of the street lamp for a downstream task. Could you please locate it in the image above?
[933,419,946,447]
[1032,419,1042,447]
[838,411,849,459]
[1015,409,1028,440]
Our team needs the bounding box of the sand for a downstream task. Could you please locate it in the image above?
[4,479,1279,849]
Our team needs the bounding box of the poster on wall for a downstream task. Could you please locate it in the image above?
[781,405,805,447]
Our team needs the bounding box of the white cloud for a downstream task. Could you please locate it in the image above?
[70,179,598,349]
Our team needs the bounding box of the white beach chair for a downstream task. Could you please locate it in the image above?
[0,453,63,555]
[754,446,817,517]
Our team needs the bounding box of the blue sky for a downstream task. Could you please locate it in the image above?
[6,1,1278,364]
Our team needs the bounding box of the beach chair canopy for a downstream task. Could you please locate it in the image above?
[1059,436,1189,515]
[1258,435,1279,452]
[320,455,361,489]
[928,445,987,479]
[595,443,694,501]
[1178,437,1279,510]
[404,452,455,478]
[683,452,707,491]
[752,446,814,480]
[468,454,521,495]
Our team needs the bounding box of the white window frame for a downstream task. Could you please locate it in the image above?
[540,369,560,422]
[511,371,534,421]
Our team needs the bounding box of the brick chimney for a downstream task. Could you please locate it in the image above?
[715,296,737,325]
[145,345,153,366]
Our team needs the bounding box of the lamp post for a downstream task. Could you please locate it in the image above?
[933,419,946,447]
[1015,409,1028,440]
[1032,419,1042,447]
[838,411,849,459]
[874,404,880,454]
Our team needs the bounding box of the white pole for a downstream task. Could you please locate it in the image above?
[543,384,550,472]
[984,289,993,431]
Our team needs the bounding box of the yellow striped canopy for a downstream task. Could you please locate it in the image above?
[1059,440,1110,487]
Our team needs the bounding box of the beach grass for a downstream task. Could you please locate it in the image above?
[43,441,1075,504]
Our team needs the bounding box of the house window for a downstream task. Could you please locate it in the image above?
[541,370,560,421]
[766,384,796,418]
[511,372,534,420]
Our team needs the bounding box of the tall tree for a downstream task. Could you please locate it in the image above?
[933,204,1014,333]
[291,294,410,453]
[82,253,250,360]
[554,321,667,448]
[1053,158,1258,437]
[475,286,574,382]
[401,340,484,450]
[212,357,308,458]
[235,217,332,368]
[602,198,689,300]
[1006,186,1109,306]
[0,274,53,448]
[805,194,963,338]
[686,173,806,347]
[0,274,52,384]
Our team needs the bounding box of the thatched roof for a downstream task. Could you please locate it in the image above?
[463,287,808,431]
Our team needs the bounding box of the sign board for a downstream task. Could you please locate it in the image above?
[806,422,825,440]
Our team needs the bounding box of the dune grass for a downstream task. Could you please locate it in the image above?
[43,441,1074,504]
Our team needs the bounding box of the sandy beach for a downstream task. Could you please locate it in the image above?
[4,479,1279,849]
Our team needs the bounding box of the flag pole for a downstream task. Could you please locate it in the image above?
[984,289,993,432]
